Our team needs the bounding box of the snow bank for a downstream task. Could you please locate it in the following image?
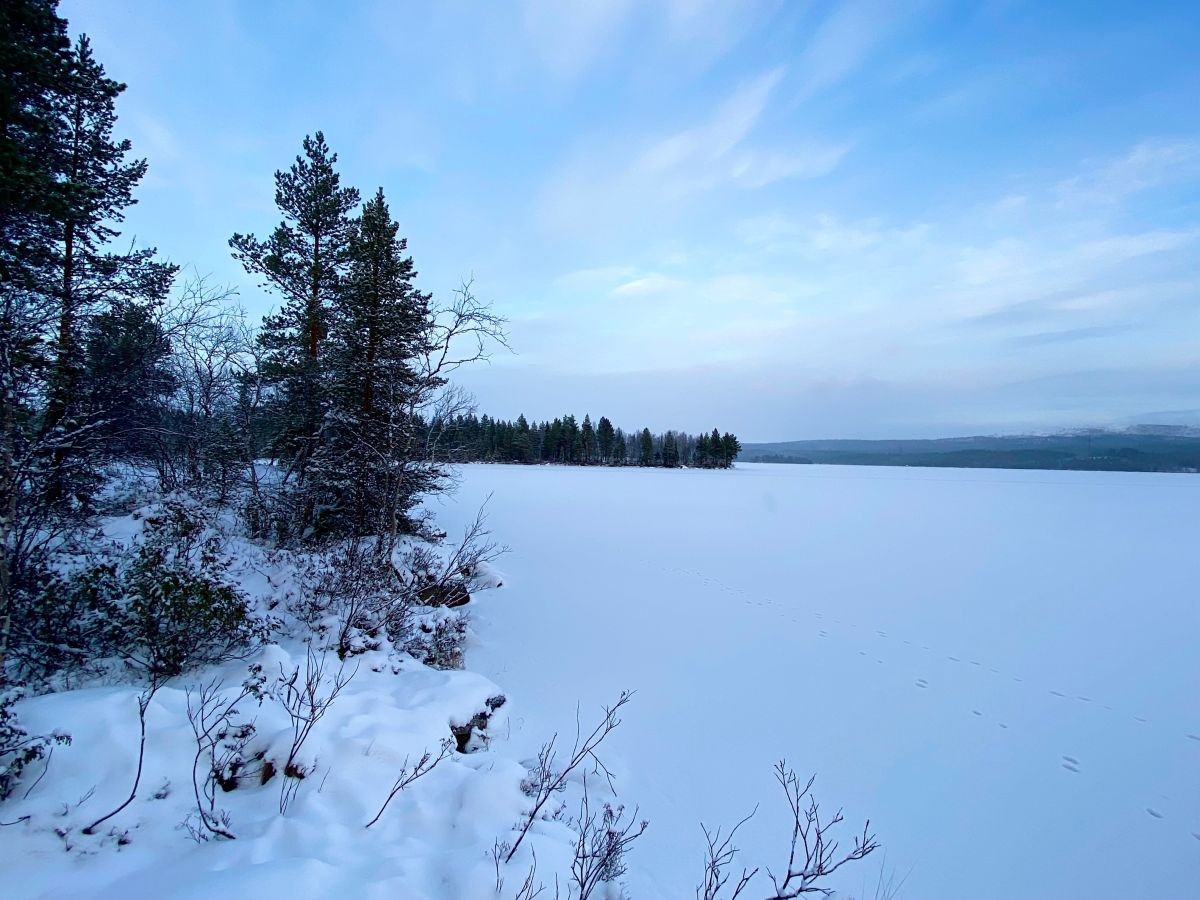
[0,504,600,899]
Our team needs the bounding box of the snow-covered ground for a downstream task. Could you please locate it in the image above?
[1,506,584,900]
[437,462,1200,900]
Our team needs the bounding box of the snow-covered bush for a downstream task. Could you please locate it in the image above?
[114,529,262,678]
[0,689,70,801]
[8,554,123,682]
[298,540,413,658]
[404,607,468,669]
[9,499,264,682]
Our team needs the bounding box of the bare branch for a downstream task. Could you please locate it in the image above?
[364,739,453,828]
[697,807,759,900]
[505,690,635,865]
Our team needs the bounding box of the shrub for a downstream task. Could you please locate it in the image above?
[116,536,260,677]
[404,609,468,670]
[9,558,123,682]
[10,498,263,682]
[0,689,71,801]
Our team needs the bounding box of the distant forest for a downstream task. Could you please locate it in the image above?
[740,429,1200,474]
[434,414,741,468]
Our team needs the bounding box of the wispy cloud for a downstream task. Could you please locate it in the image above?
[539,67,848,234]
[796,0,920,98]
[519,0,637,81]
[1056,139,1200,208]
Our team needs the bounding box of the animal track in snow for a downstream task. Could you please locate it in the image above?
[1146,808,1164,819]
[915,678,928,688]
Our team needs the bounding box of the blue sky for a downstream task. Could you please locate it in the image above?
[62,0,1200,440]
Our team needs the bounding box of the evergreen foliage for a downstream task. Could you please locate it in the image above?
[230,132,359,492]
[308,187,433,538]
[431,413,740,468]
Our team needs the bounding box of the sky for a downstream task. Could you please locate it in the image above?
[61,0,1200,441]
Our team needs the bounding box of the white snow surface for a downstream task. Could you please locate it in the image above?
[432,462,1200,900]
[4,462,1198,899]
[2,508,598,900]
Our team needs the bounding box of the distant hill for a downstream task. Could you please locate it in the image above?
[740,427,1200,473]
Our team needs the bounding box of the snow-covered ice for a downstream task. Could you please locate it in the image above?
[437,462,1200,900]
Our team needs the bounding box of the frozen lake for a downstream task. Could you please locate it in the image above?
[438,462,1200,900]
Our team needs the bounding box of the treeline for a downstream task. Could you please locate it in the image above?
[435,413,741,468]
[740,431,1200,473]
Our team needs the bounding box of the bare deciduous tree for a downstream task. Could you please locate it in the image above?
[274,647,355,814]
[363,738,453,828]
[765,762,879,898]
[698,761,880,899]
[184,666,266,840]
[569,776,648,900]
[506,690,635,865]
[697,808,759,900]
[82,676,162,834]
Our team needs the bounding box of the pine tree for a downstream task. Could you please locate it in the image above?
[39,35,176,500]
[1,0,75,677]
[0,0,72,289]
[639,428,654,467]
[1,7,174,672]
[231,132,358,494]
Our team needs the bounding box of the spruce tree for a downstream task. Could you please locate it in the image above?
[722,432,740,468]
[580,414,596,465]
[662,430,679,468]
[612,432,626,465]
[596,415,614,463]
[562,414,579,463]
[309,187,430,537]
[79,299,173,458]
[639,428,654,467]
[514,414,533,463]
[231,132,358,495]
